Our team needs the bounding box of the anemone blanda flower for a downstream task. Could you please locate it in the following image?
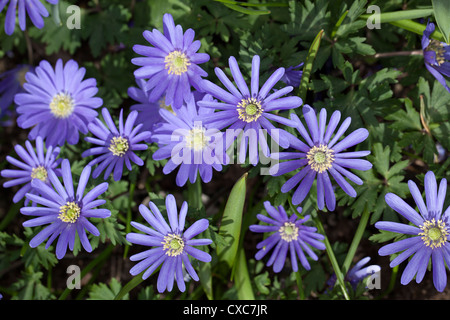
[20,159,110,259]
[0,64,34,126]
[422,22,450,93]
[126,194,212,293]
[249,201,325,272]
[0,0,58,35]
[198,55,302,165]
[375,171,450,292]
[82,108,151,181]
[15,59,103,147]
[269,105,372,211]
[131,13,210,110]
[280,62,304,88]
[152,93,227,187]
[1,136,60,205]
[327,257,381,291]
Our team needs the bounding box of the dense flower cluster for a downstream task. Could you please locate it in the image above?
[0,9,448,298]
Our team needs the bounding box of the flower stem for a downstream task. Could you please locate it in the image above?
[312,213,350,300]
[342,207,371,275]
[123,181,136,258]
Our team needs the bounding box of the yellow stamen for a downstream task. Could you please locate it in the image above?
[50,93,75,119]
[279,222,299,242]
[109,136,129,157]
[185,126,209,151]
[162,233,185,257]
[58,202,81,223]
[164,50,190,75]
[237,97,263,123]
[419,218,449,249]
[306,145,335,173]
[31,166,48,181]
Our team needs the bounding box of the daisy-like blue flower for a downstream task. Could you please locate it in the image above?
[270,105,372,211]
[1,136,60,205]
[82,108,151,182]
[280,62,304,88]
[126,194,212,293]
[422,22,450,93]
[20,159,110,259]
[0,64,34,126]
[152,93,227,187]
[15,59,103,147]
[1,0,58,35]
[132,13,210,110]
[327,257,381,291]
[198,55,302,165]
[249,201,325,272]
[375,171,450,292]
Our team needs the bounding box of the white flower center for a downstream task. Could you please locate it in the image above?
[109,136,129,157]
[419,218,449,249]
[162,233,185,256]
[237,97,263,123]
[306,145,335,173]
[164,50,190,75]
[50,93,75,119]
[58,202,81,223]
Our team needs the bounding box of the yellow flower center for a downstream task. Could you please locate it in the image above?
[164,50,191,75]
[419,218,449,249]
[17,66,29,87]
[185,127,209,151]
[306,145,335,173]
[427,39,446,66]
[31,166,48,181]
[162,233,185,257]
[109,136,129,157]
[49,93,75,119]
[158,97,174,114]
[58,202,81,224]
[279,222,299,242]
[237,97,263,123]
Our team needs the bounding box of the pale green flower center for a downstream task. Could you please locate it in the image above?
[279,222,299,242]
[185,127,209,151]
[162,233,185,257]
[419,218,449,249]
[237,97,263,123]
[58,202,81,224]
[427,39,446,66]
[109,136,129,157]
[306,145,335,173]
[164,50,190,75]
[31,166,48,181]
[50,93,75,119]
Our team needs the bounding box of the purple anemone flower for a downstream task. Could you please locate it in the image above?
[0,0,59,35]
[375,171,450,292]
[249,201,325,272]
[0,64,34,126]
[422,22,450,93]
[280,62,304,88]
[152,93,227,187]
[1,136,60,205]
[82,108,151,181]
[15,59,103,147]
[20,159,110,259]
[126,194,212,293]
[132,13,210,110]
[128,78,164,141]
[270,105,372,211]
[198,55,302,165]
[327,257,381,291]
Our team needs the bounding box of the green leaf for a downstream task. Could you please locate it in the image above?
[88,278,129,300]
[432,0,450,43]
[360,8,434,23]
[216,173,248,270]
[234,248,255,300]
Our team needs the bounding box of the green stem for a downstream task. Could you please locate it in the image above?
[58,244,113,300]
[0,201,22,231]
[295,271,305,300]
[341,207,371,275]
[123,181,136,258]
[313,214,350,300]
[114,271,146,300]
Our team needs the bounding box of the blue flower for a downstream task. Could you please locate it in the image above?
[0,0,59,35]
[249,201,325,272]
[198,55,302,165]
[82,108,151,181]
[15,59,103,147]
[132,13,210,110]
[327,257,381,291]
[1,136,60,205]
[375,171,450,292]
[270,105,372,211]
[0,64,34,126]
[152,93,227,186]
[422,22,450,93]
[20,159,110,259]
[126,194,212,293]
[280,62,304,88]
